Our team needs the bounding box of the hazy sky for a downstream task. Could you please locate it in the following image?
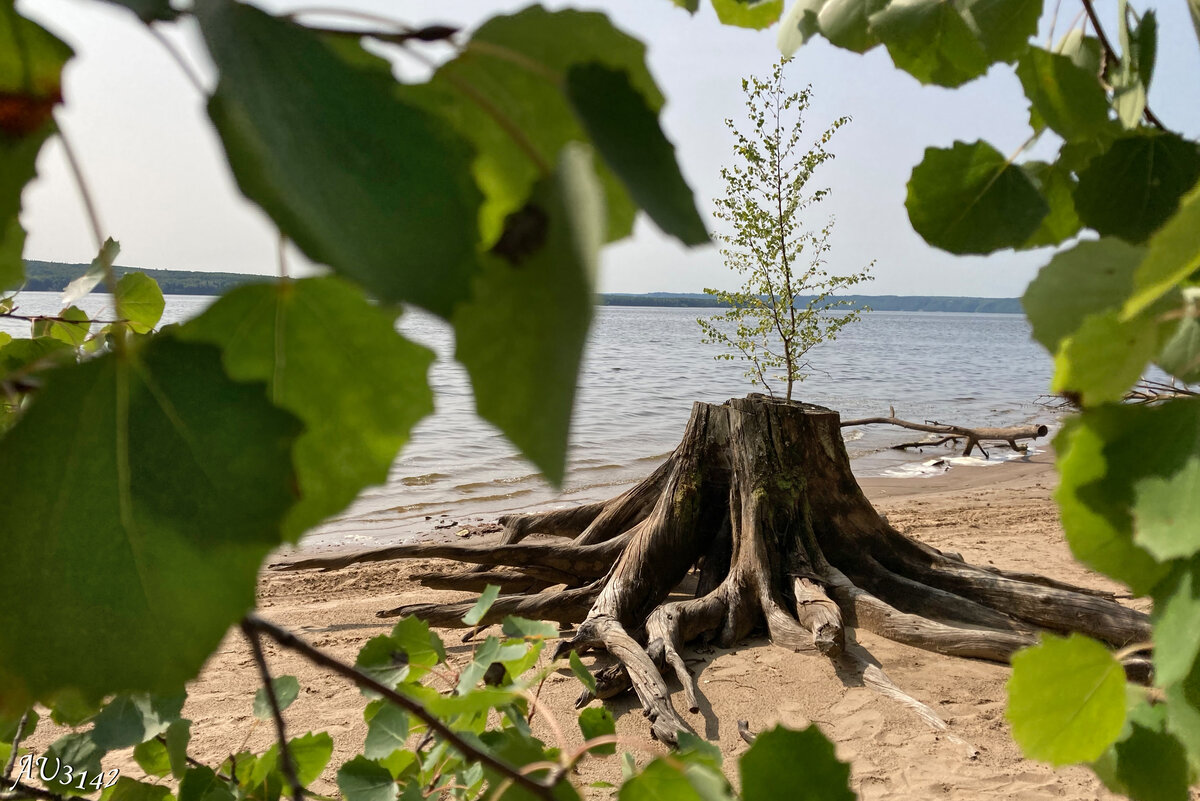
[18,0,1200,297]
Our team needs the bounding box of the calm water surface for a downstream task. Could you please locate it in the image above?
[3,292,1060,547]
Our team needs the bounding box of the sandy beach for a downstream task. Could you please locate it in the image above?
[25,452,1146,800]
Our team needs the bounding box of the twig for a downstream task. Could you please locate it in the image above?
[736,719,756,745]
[2,712,28,780]
[240,620,304,801]
[1079,0,1165,130]
[0,782,64,801]
[243,615,557,800]
[56,125,105,255]
[1,313,125,325]
[145,24,206,94]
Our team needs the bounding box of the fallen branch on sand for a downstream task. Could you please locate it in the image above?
[272,395,1148,747]
[839,412,1048,458]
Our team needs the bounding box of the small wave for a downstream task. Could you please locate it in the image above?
[400,472,450,486]
[841,429,864,442]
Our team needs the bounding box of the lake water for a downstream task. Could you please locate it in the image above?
[2,292,1059,547]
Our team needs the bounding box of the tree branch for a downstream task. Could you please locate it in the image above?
[1079,0,1165,130]
[240,621,303,801]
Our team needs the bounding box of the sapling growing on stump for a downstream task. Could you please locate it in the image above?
[698,60,873,401]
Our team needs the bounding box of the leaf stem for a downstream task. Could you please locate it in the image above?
[240,620,304,801]
[56,125,106,257]
[242,614,558,801]
[144,24,206,94]
[1078,0,1165,130]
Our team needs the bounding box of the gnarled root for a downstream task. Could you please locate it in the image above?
[298,395,1152,747]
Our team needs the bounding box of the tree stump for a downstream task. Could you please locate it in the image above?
[278,395,1151,744]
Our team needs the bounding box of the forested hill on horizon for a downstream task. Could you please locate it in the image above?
[21,261,1021,313]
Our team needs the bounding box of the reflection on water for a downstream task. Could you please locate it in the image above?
[2,293,1058,547]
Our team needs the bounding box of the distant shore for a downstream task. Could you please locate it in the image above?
[22,262,1022,313]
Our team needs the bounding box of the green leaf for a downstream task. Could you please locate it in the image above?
[1111,7,1156,130]
[568,651,596,693]
[289,731,333,787]
[1052,311,1158,405]
[0,335,301,703]
[1093,701,1190,801]
[1075,132,1200,244]
[1015,48,1109,142]
[337,757,398,801]
[739,725,852,801]
[578,707,616,755]
[0,708,38,743]
[43,733,103,796]
[712,0,784,29]
[92,692,185,750]
[1018,161,1081,248]
[817,0,888,53]
[179,278,434,540]
[32,305,91,347]
[363,704,408,759]
[132,738,172,777]
[456,636,503,694]
[1007,633,1127,765]
[1054,411,1167,594]
[403,6,665,245]
[1190,0,1200,52]
[355,617,446,690]
[463,585,501,627]
[164,719,191,779]
[676,732,724,771]
[869,0,990,88]
[1123,180,1200,319]
[63,238,121,306]
[1158,295,1200,383]
[1021,238,1146,353]
[618,759,704,801]
[1152,560,1200,688]
[105,779,171,801]
[451,145,603,485]
[1055,29,1103,75]
[564,64,707,246]
[906,140,1047,254]
[253,676,300,721]
[0,122,55,292]
[777,0,826,55]
[1121,399,1200,561]
[960,0,1041,63]
[195,0,481,318]
[501,616,559,640]
[115,273,165,334]
[0,335,74,380]
[179,766,235,801]
[95,0,179,22]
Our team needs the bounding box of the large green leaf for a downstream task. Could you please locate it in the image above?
[1018,161,1081,248]
[403,6,665,246]
[0,335,300,703]
[1007,633,1127,765]
[195,0,481,317]
[1093,700,1190,801]
[42,733,104,796]
[337,757,397,801]
[1075,132,1200,244]
[578,707,616,755]
[960,0,1041,63]
[777,0,826,55]
[1152,560,1200,688]
[105,779,172,801]
[906,140,1047,254]
[363,704,408,760]
[1015,48,1109,142]
[712,0,784,28]
[288,731,334,787]
[1054,415,1168,595]
[739,725,853,801]
[179,277,434,540]
[1021,239,1145,353]
[564,64,707,246]
[0,0,64,295]
[818,0,887,53]
[1165,659,1200,769]
[1123,180,1200,319]
[1157,296,1200,383]
[115,273,165,334]
[92,692,184,749]
[1052,311,1157,405]
[179,766,236,801]
[452,145,603,485]
[32,305,91,347]
[95,0,179,22]
[869,0,990,87]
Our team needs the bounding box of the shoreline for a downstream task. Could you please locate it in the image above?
[23,454,1131,800]
[183,453,1137,800]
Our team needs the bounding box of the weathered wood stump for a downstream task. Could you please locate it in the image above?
[277,395,1151,744]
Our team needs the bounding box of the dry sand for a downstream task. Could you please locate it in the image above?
[27,452,1150,799]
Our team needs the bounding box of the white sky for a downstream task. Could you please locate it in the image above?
[17,0,1200,297]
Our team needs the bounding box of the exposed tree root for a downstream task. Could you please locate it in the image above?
[281,395,1152,747]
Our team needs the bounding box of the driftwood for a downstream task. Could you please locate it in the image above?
[275,395,1148,745]
[839,414,1048,458]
